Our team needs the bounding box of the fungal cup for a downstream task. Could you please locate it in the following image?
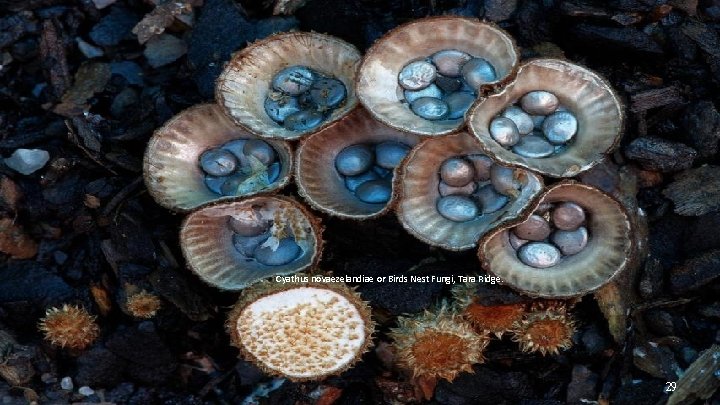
[180,196,323,290]
[478,182,632,297]
[467,59,624,177]
[296,108,420,219]
[143,104,293,212]
[217,32,361,141]
[357,17,519,136]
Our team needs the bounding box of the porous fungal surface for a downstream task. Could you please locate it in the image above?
[232,285,371,380]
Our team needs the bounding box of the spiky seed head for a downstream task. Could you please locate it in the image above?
[511,307,575,356]
[226,277,374,381]
[451,282,526,338]
[126,291,162,319]
[38,304,100,350]
[390,303,489,382]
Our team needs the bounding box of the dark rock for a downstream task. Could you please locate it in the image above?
[581,324,609,355]
[109,207,156,263]
[148,268,213,322]
[75,347,124,387]
[187,0,298,98]
[89,7,138,47]
[613,379,665,405]
[572,24,663,54]
[632,342,679,380]
[566,364,598,404]
[143,34,187,68]
[683,100,720,159]
[683,212,720,254]
[235,360,263,386]
[105,326,177,385]
[106,382,135,403]
[0,261,75,307]
[681,19,720,58]
[110,87,138,118]
[638,256,665,299]
[0,13,38,49]
[669,249,720,295]
[435,365,534,404]
[624,137,697,172]
[699,302,720,318]
[663,165,720,216]
[516,1,552,45]
[644,309,675,336]
[648,214,687,270]
[484,0,517,21]
[110,61,144,86]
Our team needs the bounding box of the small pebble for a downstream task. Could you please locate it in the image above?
[466,154,494,181]
[60,376,73,390]
[543,111,578,144]
[437,195,478,222]
[520,91,559,115]
[512,134,555,158]
[502,106,534,135]
[356,179,392,204]
[309,77,347,109]
[445,91,475,120]
[254,238,302,266]
[513,214,551,241]
[461,57,497,89]
[228,214,269,236]
[204,175,225,195]
[264,93,302,123]
[509,232,529,249]
[440,158,475,187]
[472,184,509,214]
[283,110,324,131]
[272,66,315,95]
[398,60,437,91]
[551,226,588,255]
[435,75,462,93]
[199,148,238,176]
[233,231,271,257]
[404,84,442,103]
[431,49,472,77]
[552,202,586,231]
[410,97,450,120]
[489,117,521,147]
[490,164,521,197]
[439,180,477,197]
[78,386,95,397]
[344,170,380,193]
[336,144,374,176]
[243,139,276,166]
[4,148,50,175]
[518,242,561,268]
[375,141,411,169]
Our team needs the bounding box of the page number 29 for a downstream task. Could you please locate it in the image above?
[665,382,677,392]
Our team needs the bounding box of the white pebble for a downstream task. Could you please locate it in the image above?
[3,148,50,175]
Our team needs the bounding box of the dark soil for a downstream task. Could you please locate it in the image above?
[1,0,719,404]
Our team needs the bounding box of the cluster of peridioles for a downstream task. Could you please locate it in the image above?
[122,14,634,388]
